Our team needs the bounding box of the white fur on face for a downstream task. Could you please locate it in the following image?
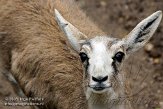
[89,37,114,78]
[82,36,123,92]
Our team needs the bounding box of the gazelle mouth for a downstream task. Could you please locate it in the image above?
[92,86,105,91]
[88,84,112,91]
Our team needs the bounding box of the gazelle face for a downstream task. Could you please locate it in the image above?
[79,36,125,93]
[55,9,162,94]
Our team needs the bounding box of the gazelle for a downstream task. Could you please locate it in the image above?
[0,0,162,109]
[55,9,162,109]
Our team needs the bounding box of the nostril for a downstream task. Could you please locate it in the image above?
[92,76,108,83]
[102,76,108,82]
[92,76,99,82]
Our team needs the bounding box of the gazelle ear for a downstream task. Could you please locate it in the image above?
[55,9,87,52]
[123,11,162,54]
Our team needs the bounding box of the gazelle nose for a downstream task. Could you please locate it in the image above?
[92,76,108,83]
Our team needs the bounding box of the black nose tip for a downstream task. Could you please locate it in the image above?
[92,76,108,83]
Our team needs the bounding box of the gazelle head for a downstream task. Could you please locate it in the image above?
[55,10,162,96]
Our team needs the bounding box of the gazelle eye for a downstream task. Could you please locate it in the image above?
[113,52,125,63]
[79,52,88,62]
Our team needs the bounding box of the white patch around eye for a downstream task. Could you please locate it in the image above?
[82,45,91,54]
[111,41,124,50]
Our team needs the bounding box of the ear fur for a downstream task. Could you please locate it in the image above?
[55,9,87,52]
[123,11,162,53]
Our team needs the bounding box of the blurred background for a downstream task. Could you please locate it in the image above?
[0,0,162,109]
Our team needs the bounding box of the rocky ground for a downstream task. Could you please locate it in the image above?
[0,0,163,109]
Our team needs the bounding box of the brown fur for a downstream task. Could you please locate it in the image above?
[0,0,106,108]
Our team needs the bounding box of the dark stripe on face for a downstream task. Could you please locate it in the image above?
[112,61,118,75]
[84,58,89,77]
[85,59,89,71]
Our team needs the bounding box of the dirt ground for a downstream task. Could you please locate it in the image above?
[0,0,163,109]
